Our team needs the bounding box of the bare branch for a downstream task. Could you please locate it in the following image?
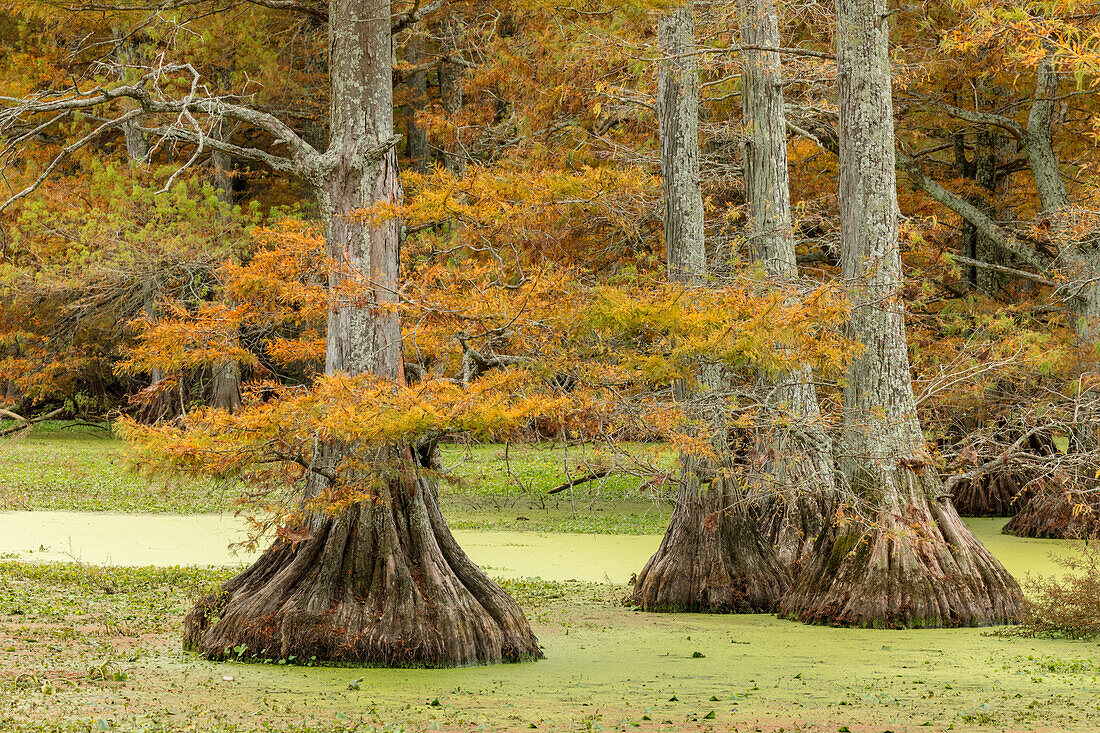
[897,150,1050,273]
[936,102,1025,141]
[391,0,444,34]
[0,407,66,438]
[945,253,1058,288]
[141,124,298,172]
[1,109,143,212]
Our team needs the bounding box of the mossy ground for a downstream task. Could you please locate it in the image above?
[0,430,675,533]
[2,427,1099,732]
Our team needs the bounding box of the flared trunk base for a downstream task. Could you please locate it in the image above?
[628,475,790,613]
[780,467,1023,628]
[184,475,542,667]
[1002,488,1100,539]
[951,431,1058,517]
[951,474,1032,517]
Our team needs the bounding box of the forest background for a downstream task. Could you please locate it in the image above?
[2,0,1100,667]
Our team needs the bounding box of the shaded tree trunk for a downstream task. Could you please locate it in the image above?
[136,279,173,423]
[439,22,465,175]
[405,35,431,170]
[184,0,541,667]
[210,115,244,413]
[209,359,242,412]
[112,30,149,164]
[973,126,1000,296]
[739,0,834,568]
[779,0,1022,628]
[629,2,789,613]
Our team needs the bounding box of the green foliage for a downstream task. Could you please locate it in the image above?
[1001,541,1100,640]
[0,430,226,513]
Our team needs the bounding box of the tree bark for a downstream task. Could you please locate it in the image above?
[779,0,1023,628]
[405,35,431,170]
[629,2,790,613]
[210,114,244,413]
[656,4,705,283]
[973,127,1001,296]
[112,30,149,164]
[439,22,465,176]
[184,0,541,667]
[739,0,834,568]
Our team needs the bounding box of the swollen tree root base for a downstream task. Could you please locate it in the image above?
[183,476,542,667]
[951,473,1032,517]
[951,431,1058,517]
[780,468,1023,628]
[628,475,790,613]
[1002,488,1100,539]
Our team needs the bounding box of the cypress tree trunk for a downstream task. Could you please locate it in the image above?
[778,0,1022,627]
[405,35,431,170]
[184,0,541,667]
[655,4,705,284]
[112,31,149,165]
[210,114,244,413]
[629,3,789,612]
[439,22,465,176]
[739,0,834,568]
[1025,51,1100,344]
[973,126,1000,296]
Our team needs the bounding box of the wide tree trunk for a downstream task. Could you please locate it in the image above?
[1002,485,1100,539]
[184,0,541,667]
[779,0,1022,627]
[629,3,789,612]
[739,0,833,568]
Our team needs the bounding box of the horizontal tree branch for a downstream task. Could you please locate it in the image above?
[936,102,1025,141]
[547,470,610,494]
[140,124,298,172]
[945,253,1058,288]
[0,407,66,438]
[897,150,1051,273]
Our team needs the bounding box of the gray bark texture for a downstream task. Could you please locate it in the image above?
[629,2,790,613]
[1026,53,1100,343]
[739,0,834,568]
[657,3,705,283]
[112,30,150,163]
[183,0,541,667]
[779,0,1023,627]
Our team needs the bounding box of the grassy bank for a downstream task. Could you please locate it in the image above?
[0,428,676,533]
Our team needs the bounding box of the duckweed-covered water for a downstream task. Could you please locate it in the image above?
[0,511,662,582]
[2,510,1098,731]
[0,511,1079,582]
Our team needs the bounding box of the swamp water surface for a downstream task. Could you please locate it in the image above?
[4,512,1100,731]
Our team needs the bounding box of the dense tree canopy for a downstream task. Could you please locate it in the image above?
[4,0,1100,664]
